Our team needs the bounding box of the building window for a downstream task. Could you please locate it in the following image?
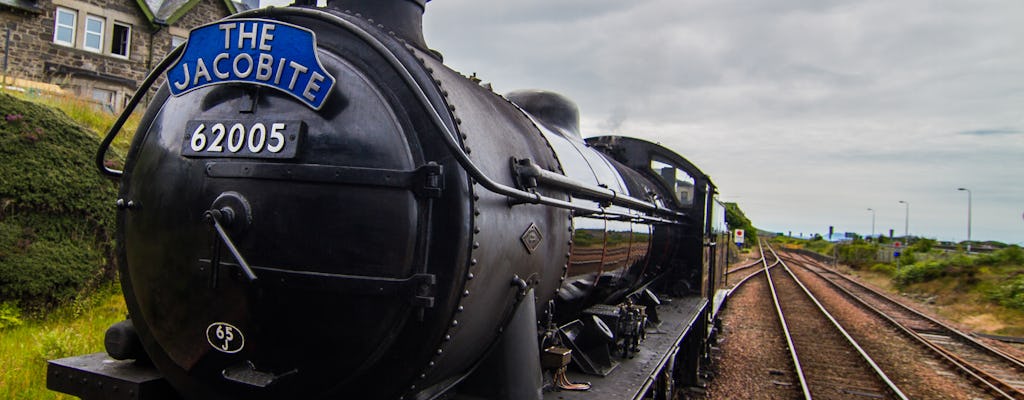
[171,35,187,50]
[111,22,131,57]
[53,7,76,46]
[84,15,104,53]
[92,88,116,112]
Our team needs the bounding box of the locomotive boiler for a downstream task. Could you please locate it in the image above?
[47,1,732,399]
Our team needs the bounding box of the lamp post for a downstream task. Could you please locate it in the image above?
[898,200,910,245]
[867,208,875,240]
[957,188,972,253]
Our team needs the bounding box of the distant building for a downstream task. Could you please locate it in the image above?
[1,0,251,112]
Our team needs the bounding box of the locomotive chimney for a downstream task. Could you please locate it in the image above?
[329,0,429,50]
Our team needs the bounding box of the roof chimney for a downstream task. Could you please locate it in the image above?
[329,0,428,50]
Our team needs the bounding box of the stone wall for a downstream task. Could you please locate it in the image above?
[1,0,234,110]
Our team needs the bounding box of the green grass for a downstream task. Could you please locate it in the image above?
[3,89,140,152]
[1,91,121,310]
[773,235,835,254]
[0,283,126,399]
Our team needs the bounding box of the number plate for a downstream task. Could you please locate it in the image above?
[182,120,303,159]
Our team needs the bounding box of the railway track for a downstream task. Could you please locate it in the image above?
[762,242,908,400]
[782,251,1024,399]
[709,242,803,398]
[726,258,762,277]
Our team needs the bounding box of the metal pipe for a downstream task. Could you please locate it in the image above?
[514,158,663,213]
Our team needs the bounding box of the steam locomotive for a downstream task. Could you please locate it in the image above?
[47,1,732,399]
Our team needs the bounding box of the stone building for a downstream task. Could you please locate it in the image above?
[1,0,252,112]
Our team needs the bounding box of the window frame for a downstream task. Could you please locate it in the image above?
[53,7,77,47]
[83,14,105,53]
[650,156,696,207]
[110,21,131,58]
[91,88,116,112]
[170,34,187,51]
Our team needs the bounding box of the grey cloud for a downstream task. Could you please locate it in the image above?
[256,0,1024,243]
[958,129,1021,136]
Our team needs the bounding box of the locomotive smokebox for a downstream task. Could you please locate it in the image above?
[328,0,429,50]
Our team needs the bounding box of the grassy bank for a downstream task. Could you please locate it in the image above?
[3,89,140,151]
[1,91,122,312]
[0,283,126,399]
[0,90,136,398]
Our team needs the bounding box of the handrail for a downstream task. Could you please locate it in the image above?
[95,45,184,178]
[97,7,684,223]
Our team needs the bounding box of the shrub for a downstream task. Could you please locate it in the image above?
[869,263,895,276]
[35,327,79,360]
[894,255,978,287]
[989,274,1024,310]
[0,92,119,311]
[837,243,877,269]
[724,202,757,244]
[909,238,936,253]
[896,249,917,266]
[976,246,1023,266]
[0,301,23,329]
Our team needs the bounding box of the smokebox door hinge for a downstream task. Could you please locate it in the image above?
[414,162,444,198]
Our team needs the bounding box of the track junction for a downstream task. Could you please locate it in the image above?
[707,240,1024,399]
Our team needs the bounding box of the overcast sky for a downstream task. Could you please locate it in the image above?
[263,1,1024,244]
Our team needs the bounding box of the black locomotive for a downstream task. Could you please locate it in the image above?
[48,1,732,399]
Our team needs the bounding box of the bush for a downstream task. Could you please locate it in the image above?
[0,301,23,329]
[976,246,1023,266]
[838,243,877,269]
[0,92,119,311]
[869,263,895,276]
[909,238,936,253]
[35,327,79,360]
[989,274,1024,310]
[803,238,833,255]
[724,202,757,244]
[896,249,917,266]
[894,255,978,287]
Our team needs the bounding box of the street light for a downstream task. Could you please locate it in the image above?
[867,208,875,240]
[898,200,910,245]
[957,188,972,253]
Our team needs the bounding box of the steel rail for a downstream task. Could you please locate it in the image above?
[801,254,1024,370]
[728,264,770,293]
[764,242,909,400]
[726,258,764,275]
[726,252,777,296]
[759,240,813,399]
[782,252,1024,399]
[782,251,1024,369]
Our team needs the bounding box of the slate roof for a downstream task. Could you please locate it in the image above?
[0,0,44,13]
[134,0,242,25]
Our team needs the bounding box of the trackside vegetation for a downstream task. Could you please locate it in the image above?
[724,202,756,245]
[0,91,134,399]
[778,235,1024,336]
[0,92,121,313]
[0,283,124,400]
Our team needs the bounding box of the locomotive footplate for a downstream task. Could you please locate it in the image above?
[47,353,180,400]
[543,296,708,400]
